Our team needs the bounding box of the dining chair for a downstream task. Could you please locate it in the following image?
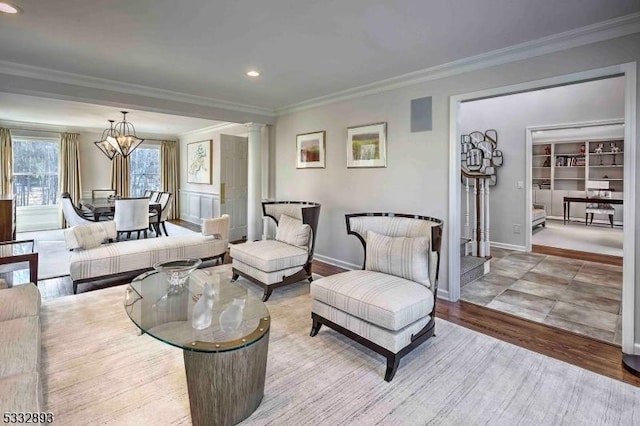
[150,191,162,203]
[61,193,96,226]
[143,190,152,198]
[150,192,173,236]
[92,189,116,199]
[114,197,150,240]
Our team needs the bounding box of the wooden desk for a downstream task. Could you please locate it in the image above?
[80,198,161,221]
[563,196,623,224]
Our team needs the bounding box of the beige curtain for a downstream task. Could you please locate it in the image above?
[110,154,130,198]
[0,128,12,194]
[59,133,82,227]
[161,140,179,220]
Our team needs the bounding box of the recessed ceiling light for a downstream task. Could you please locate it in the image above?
[0,2,21,14]
[246,70,260,78]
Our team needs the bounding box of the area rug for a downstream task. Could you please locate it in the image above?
[19,222,198,280]
[41,265,640,425]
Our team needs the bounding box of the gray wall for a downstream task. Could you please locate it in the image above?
[459,77,625,247]
[274,32,640,305]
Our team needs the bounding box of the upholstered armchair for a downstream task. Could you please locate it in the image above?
[230,201,321,301]
[309,213,443,382]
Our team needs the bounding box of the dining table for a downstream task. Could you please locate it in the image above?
[80,198,162,221]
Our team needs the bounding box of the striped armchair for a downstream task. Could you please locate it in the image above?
[230,201,321,301]
[309,213,443,382]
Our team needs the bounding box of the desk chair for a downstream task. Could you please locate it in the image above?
[585,180,615,228]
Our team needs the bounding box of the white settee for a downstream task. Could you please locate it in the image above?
[66,216,229,293]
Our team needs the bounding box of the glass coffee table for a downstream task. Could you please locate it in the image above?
[124,268,270,426]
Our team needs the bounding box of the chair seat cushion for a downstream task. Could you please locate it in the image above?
[532,208,546,222]
[310,270,434,331]
[0,283,40,322]
[230,240,308,272]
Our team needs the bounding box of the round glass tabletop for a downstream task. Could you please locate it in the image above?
[124,268,270,353]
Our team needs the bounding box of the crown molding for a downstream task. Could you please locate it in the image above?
[177,122,244,139]
[0,61,276,118]
[0,118,87,134]
[0,118,180,139]
[277,12,640,114]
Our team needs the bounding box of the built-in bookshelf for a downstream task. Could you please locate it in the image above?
[532,139,624,224]
[532,139,623,192]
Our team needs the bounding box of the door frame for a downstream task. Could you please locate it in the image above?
[448,62,637,354]
[524,118,625,251]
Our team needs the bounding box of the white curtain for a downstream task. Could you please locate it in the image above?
[110,154,130,198]
[161,140,179,220]
[0,128,12,194]
[59,132,82,227]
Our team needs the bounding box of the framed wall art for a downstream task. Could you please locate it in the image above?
[296,131,326,169]
[187,140,212,184]
[347,122,387,168]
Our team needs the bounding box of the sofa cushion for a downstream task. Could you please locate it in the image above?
[0,315,40,377]
[365,230,430,288]
[0,283,40,322]
[0,373,42,413]
[275,214,311,250]
[532,208,546,222]
[310,270,434,331]
[69,234,227,281]
[64,221,117,250]
[231,240,308,272]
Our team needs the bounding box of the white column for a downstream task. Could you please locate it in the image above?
[472,180,478,256]
[246,123,264,241]
[478,179,486,258]
[485,179,491,257]
[464,178,470,253]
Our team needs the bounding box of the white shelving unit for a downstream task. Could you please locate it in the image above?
[532,139,624,224]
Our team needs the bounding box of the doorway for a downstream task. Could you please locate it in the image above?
[448,63,636,352]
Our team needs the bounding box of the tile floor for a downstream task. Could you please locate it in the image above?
[461,247,622,345]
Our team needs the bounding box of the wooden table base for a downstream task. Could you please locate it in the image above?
[183,331,269,426]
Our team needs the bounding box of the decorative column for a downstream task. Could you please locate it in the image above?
[478,179,485,258]
[246,123,264,241]
[464,177,470,254]
[472,179,478,256]
[484,178,491,257]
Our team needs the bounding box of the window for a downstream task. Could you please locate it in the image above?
[129,145,161,197]
[12,138,60,207]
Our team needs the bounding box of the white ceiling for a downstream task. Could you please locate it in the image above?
[1,0,638,110]
[0,92,224,136]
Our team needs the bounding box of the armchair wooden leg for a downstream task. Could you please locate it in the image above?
[231,272,239,282]
[310,316,322,337]
[585,214,588,226]
[261,287,273,302]
[609,214,614,228]
[162,222,169,236]
[384,355,400,382]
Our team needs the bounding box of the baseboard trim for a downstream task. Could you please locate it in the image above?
[532,244,623,266]
[437,289,450,301]
[313,254,359,271]
[490,242,526,252]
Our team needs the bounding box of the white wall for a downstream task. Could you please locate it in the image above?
[178,124,274,197]
[459,77,625,247]
[274,32,640,304]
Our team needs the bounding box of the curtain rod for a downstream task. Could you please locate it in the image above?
[3,127,177,142]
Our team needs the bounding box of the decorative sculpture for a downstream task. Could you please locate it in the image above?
[461,129,504,185]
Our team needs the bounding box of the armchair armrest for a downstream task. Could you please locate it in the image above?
[202,214,230,241]
[533,203,546,211]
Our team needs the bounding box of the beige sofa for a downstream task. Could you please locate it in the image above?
[0,283,43,413]
[67,216,229,293]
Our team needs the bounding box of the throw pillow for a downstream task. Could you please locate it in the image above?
[275,214,311,250]
[365,230,430,288]
[65,221,117,250]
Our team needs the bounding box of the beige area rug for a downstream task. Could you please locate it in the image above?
[41,264,640,425]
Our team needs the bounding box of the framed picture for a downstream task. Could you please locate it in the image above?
[296,131,326,169]
[187,140,212,184]
[347,122,387,168]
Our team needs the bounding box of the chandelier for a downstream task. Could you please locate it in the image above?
[93,120,119,160]
[107,111,144,158]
